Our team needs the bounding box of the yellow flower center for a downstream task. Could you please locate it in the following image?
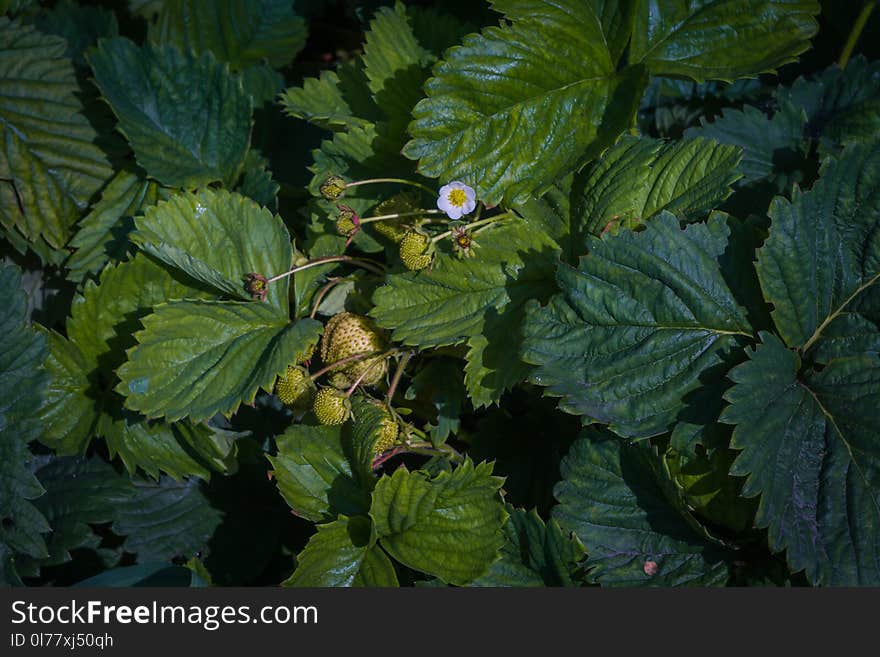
[447,189,467,207]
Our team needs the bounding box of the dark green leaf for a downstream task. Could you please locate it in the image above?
[111,476,222,563]
[73,563,205,587]
[554,433,732,586]
[0,18,113,254]
[87,38,251,188]
[34,0,118,67]
[66,169,167,282]
[522,213,752,438]
[472,507,585,587]
[268,424,372,523]
[23,457,128,570]
[0,264,49,576]
[42,254,236,480]
[756,141,880,350]
[153,0,307,70]
[630,0,820,82]
[780,55,880,154]
[721,333,880,585]
[686,103,807,188]
[404,0,647,206]
[570,135,742,239]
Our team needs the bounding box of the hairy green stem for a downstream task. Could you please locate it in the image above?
[358,209,444,225]
[386,352,414,404]
[431,213,511,243]
[345,177,436,197]
[266,255,384,283]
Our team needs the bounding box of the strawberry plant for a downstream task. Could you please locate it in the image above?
[2,0,879,588]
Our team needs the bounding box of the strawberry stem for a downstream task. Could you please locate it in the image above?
[358,209,444,225]
[386,351,413,404]
[372,440,464,469]
[430,213,510,243]
[266,255,384,284]
[345,178,436,197]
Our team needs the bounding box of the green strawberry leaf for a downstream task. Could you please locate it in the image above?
[236,150,279,212]
[132,189,293,312]
[370,459,507,585]
[372,221,558,407]
[408,4,475,57]
[152,0,306,70]
[87,38,252,189]
[18,457,129,574]
[118,301,321,422]
[780,55,880,155]
[41,254,235,480]
[403,0,647,206]
[111,475,222,563]
[0,264,49,580]
[756,140,880,352]
[685,102,808,189]
[522,213,753,438]
[33,0,118,67]
[362,2,433,136]
[629,0,820,82]
[66,169,168,283]
[721,333,880,585]
[472,507,585,587]
[562,135,742,241]
[280,67,373,132]
[406,358,466,444]
[39,328,96,456]
[0,18,113,255]
[268,423,372,523]
[283,515,397,587]
[554,433,732,586]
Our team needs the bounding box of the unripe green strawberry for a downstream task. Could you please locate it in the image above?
[373,218,409,243]
[275,365,314,411]
[313,387,351,425]
[355,398,400,454]
[370,402,399,454]
[320,312,388,388]
[370,192,419,243]
[399,230,432,271]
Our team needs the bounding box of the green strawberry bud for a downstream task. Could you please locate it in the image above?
[335,205,360,238]
[320,175,347,201]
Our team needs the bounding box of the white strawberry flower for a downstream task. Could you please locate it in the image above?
[437,181,476,219]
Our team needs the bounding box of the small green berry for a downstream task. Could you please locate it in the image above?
[313,388,351,425]
[320,312,388,388]
[399,230,433,271]
[275,365,314,412]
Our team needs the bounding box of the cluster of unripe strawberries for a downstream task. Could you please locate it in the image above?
[275,312,398,453]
